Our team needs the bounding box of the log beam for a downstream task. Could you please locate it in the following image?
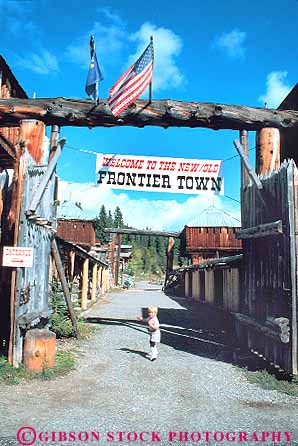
[104,227,180,238]
[1,97,298,130]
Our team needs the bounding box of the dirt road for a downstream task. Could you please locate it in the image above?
[0,282,297,446]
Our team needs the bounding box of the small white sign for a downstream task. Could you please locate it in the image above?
[2,246,33,267]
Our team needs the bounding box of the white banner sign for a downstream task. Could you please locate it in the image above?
[96,154,224,195]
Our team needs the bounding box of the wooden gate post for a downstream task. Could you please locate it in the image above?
[287,161,298,375]
[240,130,249,188]
[256,128,280,175]
[19,119,45,165]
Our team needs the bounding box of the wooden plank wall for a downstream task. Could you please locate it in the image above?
[223,268,240,312]
[191,270,200,300]
[167,264,240,311]
[239,161,293,372]
[183,226,242,250]
[57,220,96,247]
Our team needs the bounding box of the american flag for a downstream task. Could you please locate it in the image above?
[108,40,154,116]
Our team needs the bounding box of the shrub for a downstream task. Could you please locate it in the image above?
[49,279,76,338]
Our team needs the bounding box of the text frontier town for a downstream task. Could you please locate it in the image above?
[97,170,223,193]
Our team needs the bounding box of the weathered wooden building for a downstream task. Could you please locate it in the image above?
[166,87,298,375]
[0,56,28,355]
[57,201,96,247]
[0,56,49,364]
[179,205,242,264]
[56,200,110,310]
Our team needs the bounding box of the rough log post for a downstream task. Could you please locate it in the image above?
[19,120,45,164]
[115,234,122,286]
[102,268,106,293]
[1,97,298,130]
[68,250,75,282]
[97,266,102,294]
[91,263,98,303]
[50,239,80,339]
[81,258,89,310]
[256,128,280,175]
[49,124,60,163]
[240,130,249,188]
[166,237,175,278]
[109,235,116,287]
[8,147,26,366]
[104,268,109,292]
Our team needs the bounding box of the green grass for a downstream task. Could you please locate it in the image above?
[243,368,298,397]
[0,350,76,385]
[0,321,99,385]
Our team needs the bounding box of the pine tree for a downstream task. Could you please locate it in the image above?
[114,206,124,228]
[107,210,114,228]
[94,205,109,243]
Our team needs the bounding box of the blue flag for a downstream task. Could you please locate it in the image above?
[85,40,103,101]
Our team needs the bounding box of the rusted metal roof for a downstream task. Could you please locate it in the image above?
[188,205,240,227]
[57,200,94,221]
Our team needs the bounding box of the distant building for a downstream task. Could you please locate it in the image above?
[120,244,133,270]
[179,204,242,264]
[57,201,96,248]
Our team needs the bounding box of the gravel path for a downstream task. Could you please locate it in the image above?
[1,282,298,446]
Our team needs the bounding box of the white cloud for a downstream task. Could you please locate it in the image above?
[258,71,292,108]
[213,29,247,59]
[129,22,184,91]
[66,16,184,93]
[0,0,38,36]
[57,180,240,231]
[15,50,60,75]
[66,11,126,69]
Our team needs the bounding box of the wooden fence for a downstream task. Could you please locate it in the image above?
[235,160,298,374]
[165,161,298,374]
[165,255,242,313]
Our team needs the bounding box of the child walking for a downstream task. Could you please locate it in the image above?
[138,306,161,361]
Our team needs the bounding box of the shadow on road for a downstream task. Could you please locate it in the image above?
[119,348,149,359]
[85,295,265,370]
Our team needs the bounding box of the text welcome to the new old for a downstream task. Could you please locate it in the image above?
[96,154,224,195]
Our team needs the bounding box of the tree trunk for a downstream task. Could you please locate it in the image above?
[0,97,298,130]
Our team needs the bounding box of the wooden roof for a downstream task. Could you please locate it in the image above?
[0,133,15,168]
[0,55,27,99]
[277,83,298,162]
[278,83,298,111]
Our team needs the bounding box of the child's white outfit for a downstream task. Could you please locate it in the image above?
[147,315,161,361]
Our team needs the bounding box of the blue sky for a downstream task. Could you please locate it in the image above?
[1,0,297,230]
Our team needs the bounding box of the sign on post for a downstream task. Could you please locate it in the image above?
[2,246,33,268]
[96,154,224,195]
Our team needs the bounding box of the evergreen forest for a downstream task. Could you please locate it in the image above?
[94,205,180,281]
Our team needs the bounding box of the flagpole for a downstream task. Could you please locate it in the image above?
[149,35,153,103]
[90,35,94,60]
[90,35,98,103]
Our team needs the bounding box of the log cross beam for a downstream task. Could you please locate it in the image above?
[1,97,298,130]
